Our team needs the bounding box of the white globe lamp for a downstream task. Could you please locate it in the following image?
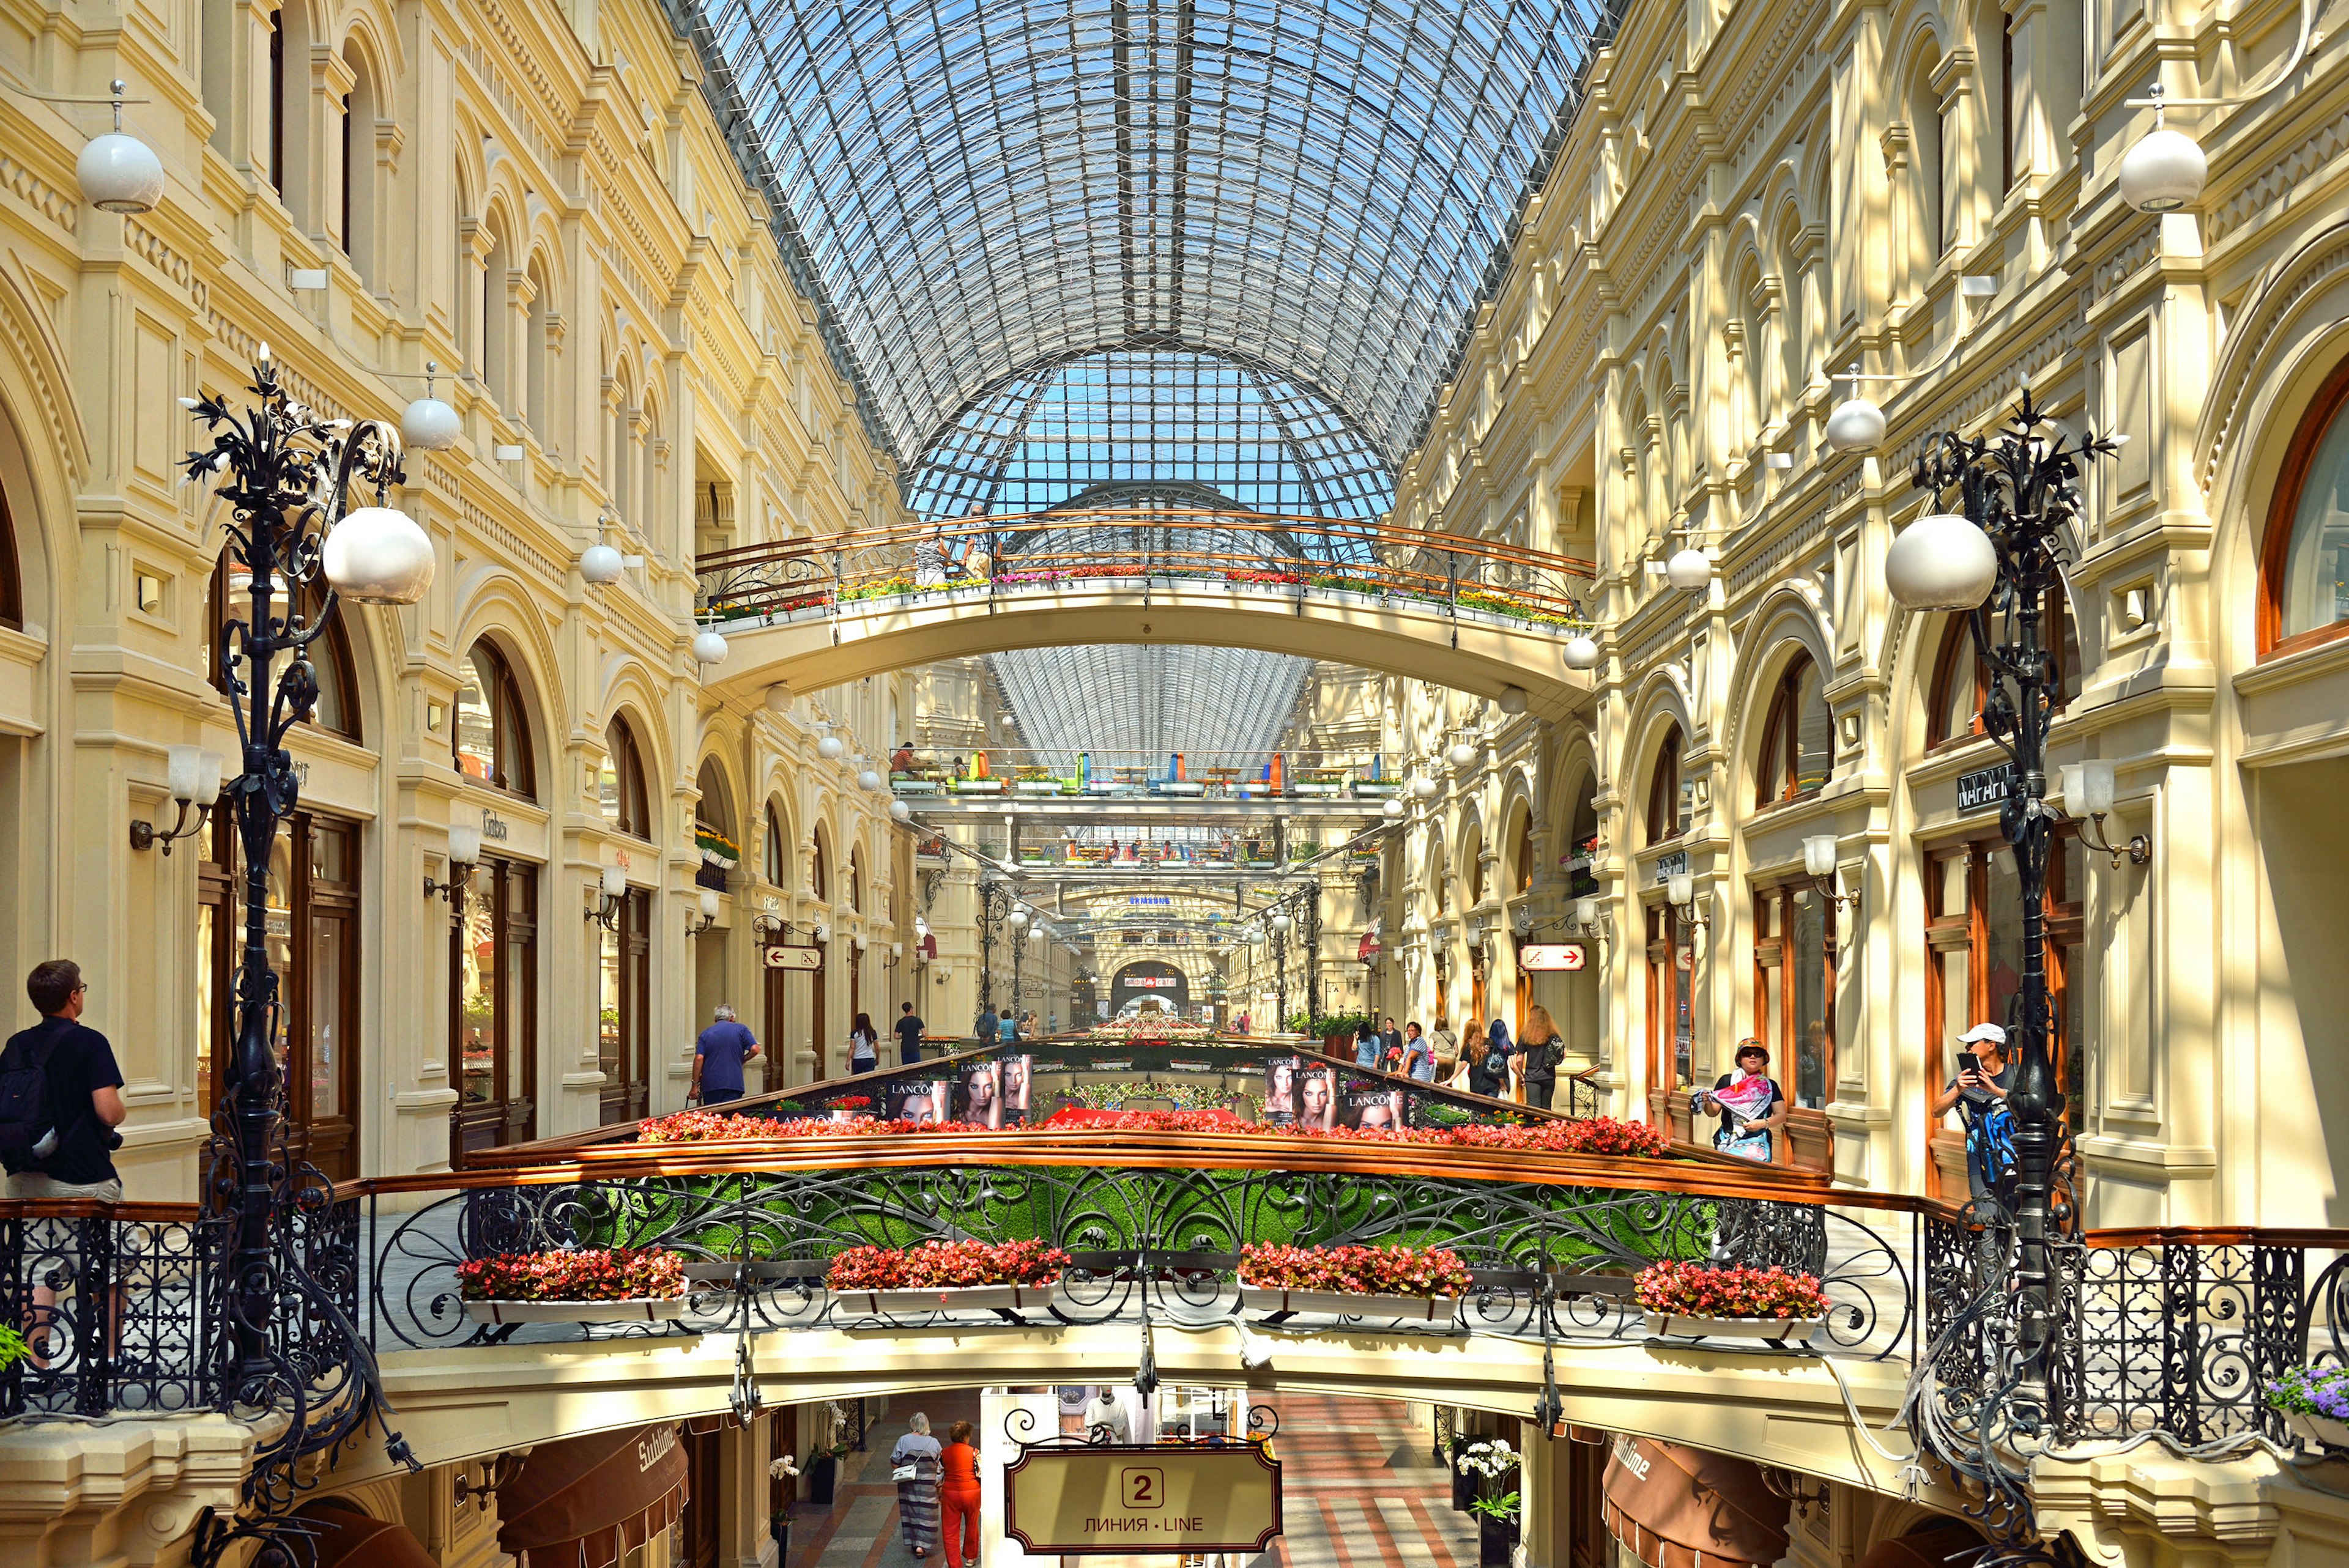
[1271,913,1292,936]
[1007,908,1029,931]
[858,767,883,793]
[889,799,911,821]
[323,506,436,604]
[1562,634,1600,671]
[1885,512,2001,612]
[817,734,845,761]
[580,544,625,585]
[1382,798,1405,818]
[78,88,164,214]
[1824,393,1887,455]
[1411,775,1439,800]
[2118,94,2207,213]
[1447,741,1478,768]
[1666,547,1713,591]
[691,629,729,667]
[400,395,462,453]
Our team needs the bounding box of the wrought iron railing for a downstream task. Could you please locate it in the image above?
[694,509,1596,632]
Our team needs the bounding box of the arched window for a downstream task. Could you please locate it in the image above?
[0,478,22,630]
[1927,595,2080,747]
[204,555,360,741]
[453,641,534,796]
[764,802,789,886]
[480,221,510,406]
[1513,808,1535,895]
[267,6,286,197]
[2261,357,2349,657]
[1646,723,1689,845]
[525,256,555,441]
[601,719,650,839]
[609,364,633,523]
[811,834,829,902]
[1757,653,1832,805]
[338,47,382,286]
[1909,51,1946,263]
[848,849,863,913]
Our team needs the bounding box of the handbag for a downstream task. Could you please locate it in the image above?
[891,1462,919,1482]
[1715,1124,1772,1163]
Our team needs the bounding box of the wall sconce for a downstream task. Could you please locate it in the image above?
[586,864,629,927]
[853,932,869,952]
[2060,761,2151,868]
[687,887,721,936]
[426,821,484,902]
[1800,835,1860,912]
[1666,873,1711,931]
[886,941,904,967]
[813,922,831,944]
[130,745,225,855]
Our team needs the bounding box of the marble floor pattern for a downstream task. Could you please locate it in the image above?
[784,1392,1479,1568]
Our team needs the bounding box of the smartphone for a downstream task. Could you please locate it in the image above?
[1956,1051,1981,1074]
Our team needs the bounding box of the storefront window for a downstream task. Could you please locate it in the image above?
[1926,595,2079,748]
[452,857,538,1161]
[1646,724,1690,844]
[601,719,651,838]
[1753,881,1836,1164]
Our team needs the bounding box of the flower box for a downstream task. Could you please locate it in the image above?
[1239,1287,1459,1323]
[1642,1311,1822,1344]
[464,1295,689,1326]
[831,1284,1060,1316]
[2284,1410,2349,1449]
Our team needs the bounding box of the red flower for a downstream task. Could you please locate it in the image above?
[1633,1260,1828,1318]
[458,1248,687,1302]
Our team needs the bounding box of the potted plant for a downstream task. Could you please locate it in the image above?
[1455,1440,1519,1534]
[459,1247,690,1325]
[825,1238,1071,1316]
[696,827,740,868]
[2268,1364,2349,1448]
[802,1439,850,1506]
[1238,1243,1470,1324]
[1445,1435,1476,1510]
[1635,1259,1828,1344]
[1469,1488,1521,1567]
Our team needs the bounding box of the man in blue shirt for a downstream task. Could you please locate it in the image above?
[689,1004,760,1106]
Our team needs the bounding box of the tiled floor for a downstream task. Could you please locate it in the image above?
[784,1392,1478,1568]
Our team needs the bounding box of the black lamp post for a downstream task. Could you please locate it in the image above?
[183,350,434,1558]
[1885,391,2118,1375]
[978,875,1012,1016]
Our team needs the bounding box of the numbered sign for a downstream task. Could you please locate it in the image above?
[1004,1445,1282,1556]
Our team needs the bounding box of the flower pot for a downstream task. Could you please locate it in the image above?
[806,1454,837,1506]
[1644,1310,1822,1345]
[1240,1287,1459,1324]
[2283,1410,2349,1449]
[829,1283,1059,1317]
[1451,1466,1475,1511]
[1477,1515,1518,1567]
[462,1296,689,1326]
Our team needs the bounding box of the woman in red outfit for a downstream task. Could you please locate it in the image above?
[938,1419,982,1568]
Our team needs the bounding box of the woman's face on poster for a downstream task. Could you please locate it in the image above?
[1301,1072,1332,1122]
[1265,1059,1297,1112]
[1002,1055,1030,1106]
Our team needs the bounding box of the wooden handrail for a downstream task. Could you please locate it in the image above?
[2085,1225,2349,1250]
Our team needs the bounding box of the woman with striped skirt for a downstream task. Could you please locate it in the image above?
[891,1413,943,1557]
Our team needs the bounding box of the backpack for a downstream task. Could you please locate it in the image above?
[0,1032,62,1174]
[1969,1103,2021,1199]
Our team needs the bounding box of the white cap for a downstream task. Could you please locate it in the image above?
[1959,1023,2007,1046]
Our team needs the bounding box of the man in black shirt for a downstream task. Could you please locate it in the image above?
[894,1001,927,1067]
[3,960,125,1200]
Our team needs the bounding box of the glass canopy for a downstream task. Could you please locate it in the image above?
[699,0,1619,464]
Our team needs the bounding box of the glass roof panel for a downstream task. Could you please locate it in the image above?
[696,0,1617,464]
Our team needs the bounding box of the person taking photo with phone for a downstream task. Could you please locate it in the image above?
[1931,1023,2016,1204]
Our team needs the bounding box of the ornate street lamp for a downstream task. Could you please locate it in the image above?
[1883,393,2120,1384]
[182,349,434,1561]
[978,874,1014,1015]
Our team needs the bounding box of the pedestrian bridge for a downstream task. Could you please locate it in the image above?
[693,510,1599,716]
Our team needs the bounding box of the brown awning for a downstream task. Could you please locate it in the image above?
[1601,1435,1791,1568]
[295,1500,437,1568]
[495,1424,690,1568]
[1860,1520,1987,1568]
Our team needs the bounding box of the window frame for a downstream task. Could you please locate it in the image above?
[604,719,652,841]
[206,555,362,743]
[1645,723,1687,846]
[1751,877,1837,1168]
[1756,652,1831,808]
[0,479,20,629]
[450,854,538,1163]
[2258,352,2349,659]
[453,640,535,797]
[1924,592,2078,751]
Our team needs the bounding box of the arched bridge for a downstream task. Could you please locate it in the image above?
[694,510,1600,713]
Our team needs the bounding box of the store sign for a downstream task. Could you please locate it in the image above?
[1956,764,2015,813]
[1004,1445,1282,1557]
[762,945,822,971]
[1519,943,1587,972]
[1127,975,1179,988]
[481,810,511,842]
[1652,850,1688,885]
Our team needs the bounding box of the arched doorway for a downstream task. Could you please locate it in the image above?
[1111,960,1189,1016]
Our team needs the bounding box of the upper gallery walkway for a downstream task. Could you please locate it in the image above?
[694,510,1599,716]
[8,1035,2343,1517]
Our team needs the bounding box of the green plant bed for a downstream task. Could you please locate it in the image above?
[603,1167,1715,1273]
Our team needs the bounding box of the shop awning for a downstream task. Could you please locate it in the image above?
[1601,1435,1791,1568]
[294,1500,437,1568]
[495,1424,689,1568]
[1858,1520,1986,1568]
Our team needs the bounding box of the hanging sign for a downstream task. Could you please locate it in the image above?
[762,945,822,971]
[1956,764,2016,813]
[1003,1444,1282,1557]
[1518,943,1587,972]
